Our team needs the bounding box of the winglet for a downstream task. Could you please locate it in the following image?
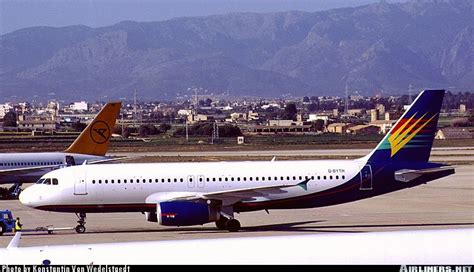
[65,102,121,156]
[297,179,310,191]
[7,232,21,249]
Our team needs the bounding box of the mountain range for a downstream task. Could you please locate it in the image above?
[0,0,472,101]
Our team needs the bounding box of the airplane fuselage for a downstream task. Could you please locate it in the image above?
[20,158,451,213]
[0,153,108,184]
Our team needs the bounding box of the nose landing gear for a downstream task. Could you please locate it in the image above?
[75,212,86,234]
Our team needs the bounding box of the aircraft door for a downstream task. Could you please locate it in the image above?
[359,164,373,190]
[197,175,205,188]
[187,175,195,188]
[65,155,76,166]
[74,172,87,195]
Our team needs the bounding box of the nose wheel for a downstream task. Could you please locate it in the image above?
[75,212,86,234]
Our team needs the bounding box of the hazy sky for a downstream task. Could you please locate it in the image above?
[0,0,402,35]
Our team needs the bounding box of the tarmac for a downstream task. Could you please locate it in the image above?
[0,148,473,247]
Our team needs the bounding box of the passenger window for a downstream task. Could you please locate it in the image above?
[336,176,339,180]
[329,176,332,180]
[342,175,345,180]
[92,180,96,184]
[324,176,327,180]
[213,178,216,182]
[180,178,183,182]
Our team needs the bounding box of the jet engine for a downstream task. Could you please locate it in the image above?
[146,201,220,226]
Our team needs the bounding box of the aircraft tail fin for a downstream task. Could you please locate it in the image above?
[65,102,121,156]
[366,89,445,163]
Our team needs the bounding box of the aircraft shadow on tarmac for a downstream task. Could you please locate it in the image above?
[66,221,474,236]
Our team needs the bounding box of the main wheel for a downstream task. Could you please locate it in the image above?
[215,218,228,230]
[226,219,241,232]
[75,225,86,234]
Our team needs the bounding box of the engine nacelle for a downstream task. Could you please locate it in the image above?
[156,201,220,226]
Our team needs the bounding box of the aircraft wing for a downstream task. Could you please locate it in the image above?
[394,166,455,183]
[149,179,311,206]
[85,156,143,165]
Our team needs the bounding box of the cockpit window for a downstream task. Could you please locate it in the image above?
[36,178,45,184]
[43,178,51,185]
[52,178,58,185]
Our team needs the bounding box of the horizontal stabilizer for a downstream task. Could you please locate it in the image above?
[7,232,21,249]
[395,166,455,183]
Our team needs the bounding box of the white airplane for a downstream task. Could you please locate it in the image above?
[0,102,121,197]
[20,90,455,233]
[1,228,473,264]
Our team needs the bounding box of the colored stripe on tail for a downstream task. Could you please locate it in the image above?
[65,102,121,156]
[367,90,445,162]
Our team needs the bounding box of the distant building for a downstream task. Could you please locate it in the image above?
[370,120,396,134]
[0,104,13,119]
[370,109,379,122]
[435,128,473,140]
[71,101,88,112]
[247,111,259,121]
[347,109,365,117]
[18,120,58,131]
[269,120,300,126]
[177,109,192,116]
[327,123,351,134]
[347,124,380,135]
[308,114,330,125]
[376,104,386,115]
[459,104,467,114]
[187,114,212,124]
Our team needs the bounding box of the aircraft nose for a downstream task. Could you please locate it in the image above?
[19,186,40,207]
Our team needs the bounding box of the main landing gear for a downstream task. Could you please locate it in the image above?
[215,216,241,232]
[75,212,86,234]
